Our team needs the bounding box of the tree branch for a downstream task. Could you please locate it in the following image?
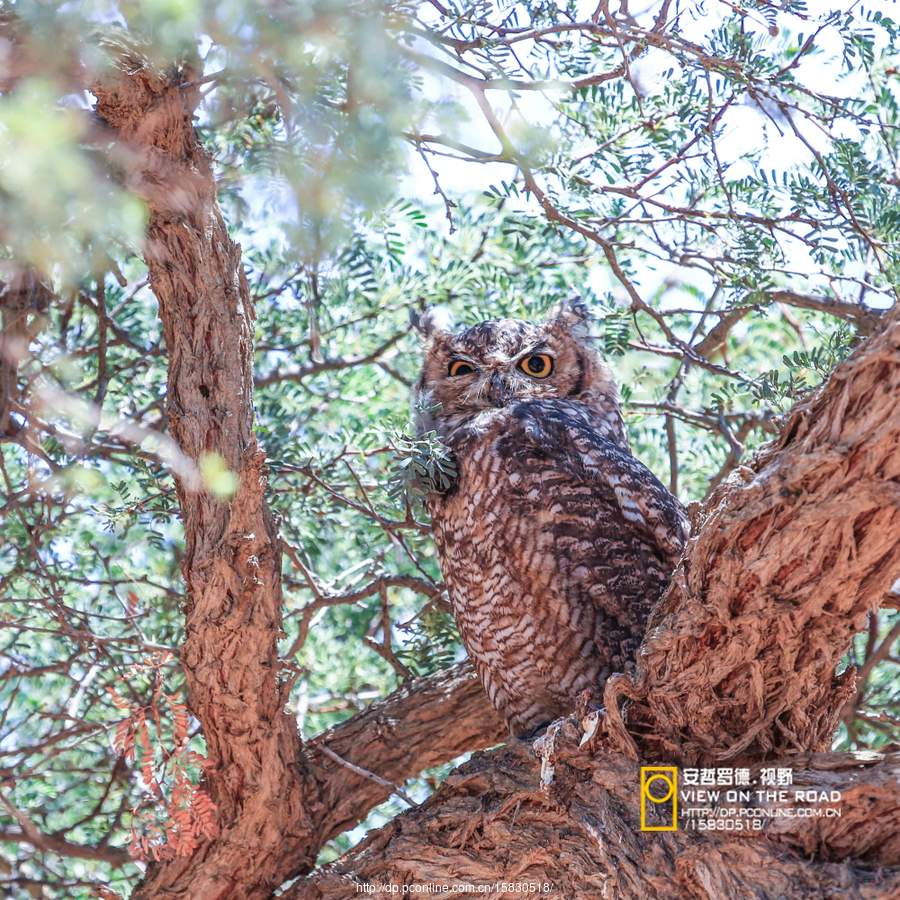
[608,302,900,765]
[254,332,406,389]
[288,738,900,900]
[0,793,132,868]
[311,661,505,847]
[769,291,884,336]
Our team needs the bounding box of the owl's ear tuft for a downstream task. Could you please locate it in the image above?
[546,295,591,330]
[411,306,454,340]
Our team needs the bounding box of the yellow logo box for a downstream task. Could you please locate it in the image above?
[640,766,678,831]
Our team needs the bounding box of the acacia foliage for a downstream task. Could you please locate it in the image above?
[1,0,900,896]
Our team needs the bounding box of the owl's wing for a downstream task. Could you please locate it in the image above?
[451,399,690,695]
[500,399,689,569]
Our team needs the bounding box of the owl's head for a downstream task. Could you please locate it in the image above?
[412,298,622,439]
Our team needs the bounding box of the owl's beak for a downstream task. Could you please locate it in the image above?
[488,375,510,408]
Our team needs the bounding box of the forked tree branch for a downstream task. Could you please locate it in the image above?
[604,301,900,765]
[287,265,900,900]
[6,12,900,900]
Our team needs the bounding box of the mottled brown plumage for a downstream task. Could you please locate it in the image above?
[413,299,688,734]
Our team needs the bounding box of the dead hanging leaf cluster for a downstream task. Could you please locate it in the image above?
[107,651,218,861]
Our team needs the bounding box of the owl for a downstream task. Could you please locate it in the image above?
[412,299,689,735]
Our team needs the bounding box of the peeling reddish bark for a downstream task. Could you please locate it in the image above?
[84,44,505,900]
[605,301,900,767]
[290,739,900,900]
[88,48,315,899]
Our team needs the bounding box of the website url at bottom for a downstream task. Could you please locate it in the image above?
[355,882,552,894]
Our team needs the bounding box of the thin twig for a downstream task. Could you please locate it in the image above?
[313,743,417,807]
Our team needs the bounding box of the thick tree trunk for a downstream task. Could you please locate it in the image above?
[608,301,900,765]
[53,28,900,900]
[85,41,505,900]
[88,40,316,899]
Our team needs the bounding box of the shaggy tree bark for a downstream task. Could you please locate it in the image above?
[7,24,900,900]
[88,38,316,899]
[292,746,900,900]
[605,305,900,765]
[80,38,506,900]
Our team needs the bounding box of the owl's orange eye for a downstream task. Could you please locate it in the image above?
[448,360,477,377]
[519,354,553,378]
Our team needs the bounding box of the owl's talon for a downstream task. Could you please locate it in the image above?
[516,721,553,742]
